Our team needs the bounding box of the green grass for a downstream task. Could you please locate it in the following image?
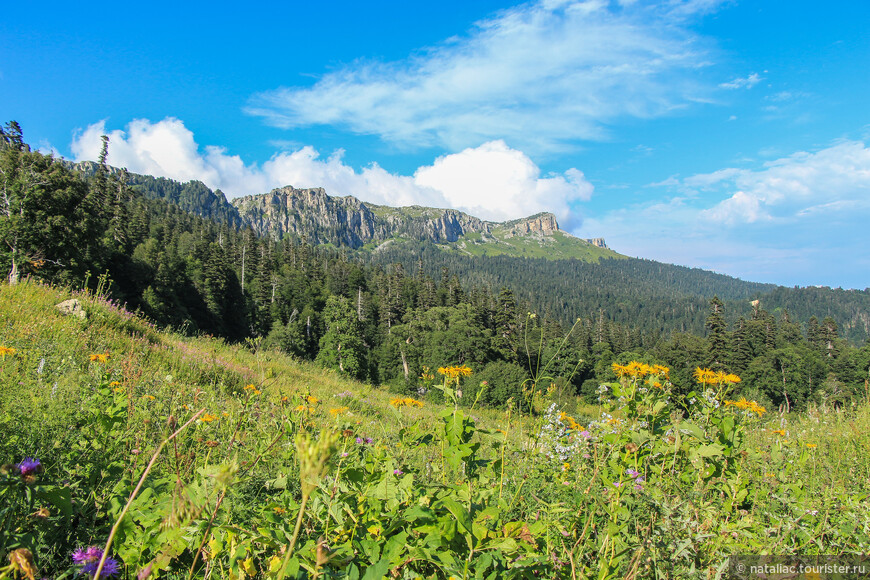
[1,281,869,579]
[447,230,624,261]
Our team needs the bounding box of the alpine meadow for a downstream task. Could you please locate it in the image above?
[2,119,870,579]
[4,1,870,578]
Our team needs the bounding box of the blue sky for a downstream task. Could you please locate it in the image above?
[3,0,869,289]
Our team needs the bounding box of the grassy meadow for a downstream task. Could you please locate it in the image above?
[1,281,869,579]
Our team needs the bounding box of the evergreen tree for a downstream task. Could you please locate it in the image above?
[316,295,369,381]
[705,296,728,369]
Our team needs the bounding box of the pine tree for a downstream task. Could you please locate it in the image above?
[705,296,728,369]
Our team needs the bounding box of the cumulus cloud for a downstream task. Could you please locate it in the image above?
[694,140,870,223]
[70,118,590,226]
[583,140,870,287]
[246,0,717,152]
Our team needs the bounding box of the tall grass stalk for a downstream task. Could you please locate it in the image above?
[94,409,205,579]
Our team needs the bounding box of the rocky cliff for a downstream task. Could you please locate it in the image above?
[231,186,563,249]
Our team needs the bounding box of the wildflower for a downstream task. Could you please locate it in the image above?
[89,353,110,363]
[437,365,473,379]
[253,389,262,395]
[329,406,349,417]
[109,381,121,387]
[306,395,319,404]
[142,395,155,401]
[563,462,570,471]
[355,437,363,444]
[0,345,17,357]
[771,429,786,436]
[8,548,37,580]
[17,457,41,477]
[199,413,217,423]
[613,482,621,488]
[626,468,639,478]
[393,469,404,476]
[806,443,817,449]
[244,384,256,391]
[273,507,286,515]
[365,437,374,445]
[390,397,424,408]
[724,397,766,416]
[72,546,121,577]
[693,367,717,385]
[281,396,289,402]
[31,507,50,518]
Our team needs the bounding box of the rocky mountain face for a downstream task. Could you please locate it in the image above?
[232,187,390,247]
[230,186,574,249]
[69,159,602,251]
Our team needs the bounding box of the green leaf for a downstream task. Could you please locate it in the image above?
[36,485,72,516]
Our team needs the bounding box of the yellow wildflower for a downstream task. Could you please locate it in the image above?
[806,443,817,449]
[651,364,670,378]
[244,384,256,391]
[693,367,717,385]
[109,381,121,387]
[390,397,424,408]
[89,353,110,363]
[563,462,570,471]
[199,413,217,423]
[771,429,786,436]
[0,346,15,357]
[142,394,155,401]
[329,406,349,417]
[437,365,473,379]
[306,395,319,405]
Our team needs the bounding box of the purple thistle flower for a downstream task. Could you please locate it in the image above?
[393,469,403,476]
[365,437,374,445]
[72,546,121,577]
[82,557,121,577]
[17,457,41,476]
[355,437,363,444]
[72,546,102,564]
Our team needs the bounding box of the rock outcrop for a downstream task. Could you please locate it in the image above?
[232,187,528,248]
[584,238,608,249]
[502,213,560,238]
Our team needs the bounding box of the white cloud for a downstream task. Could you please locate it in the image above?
[581,140,870,287]
[246,0,717,152]
[719,72,763,90]
[70,118,591,226]
[696,140,870,223]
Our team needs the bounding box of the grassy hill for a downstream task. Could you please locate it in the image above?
[2,281,869,578]
[445,229,622,261]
